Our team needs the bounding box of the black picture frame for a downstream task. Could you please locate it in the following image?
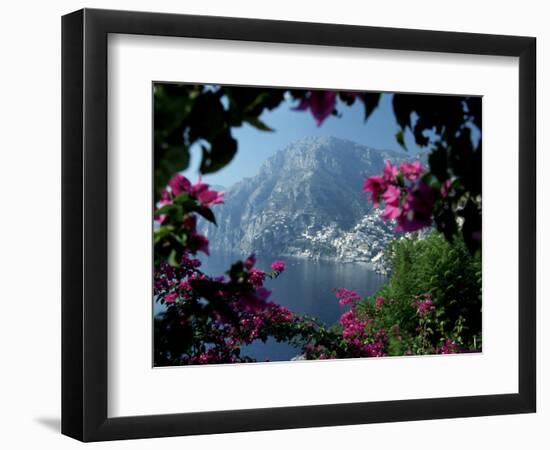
[61,8,536,442]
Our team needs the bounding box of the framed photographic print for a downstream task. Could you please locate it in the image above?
[61,8,536,442]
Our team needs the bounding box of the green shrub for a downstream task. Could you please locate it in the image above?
[357,232,481,352]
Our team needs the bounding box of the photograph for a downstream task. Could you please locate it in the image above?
[152,84,482,366]
[0,0,542,446]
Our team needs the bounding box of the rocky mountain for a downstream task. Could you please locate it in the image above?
[202,136,414,273]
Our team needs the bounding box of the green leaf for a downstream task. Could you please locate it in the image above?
[153,226,172,245]
[245,116,274,132]
[395,130,407,150]
[167,249,180,268]
[172,192,191,204]
[155,203,184,224]
[196,207,217,225]
[200,134,238,174]
[228,261,246,282]
[172,192,198,212]
[428,145,449,182]
[155,203,179,216]
[154,144,190,201]
[339,91,358,106]
[362,93,381,121]
[187,91,226,142]
[392,94,413,129]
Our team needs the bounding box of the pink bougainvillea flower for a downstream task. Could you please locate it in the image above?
[397,182,436,232]
[360,329,388,357]
[166,174,224,208]
[265,302,294,324]
[239,287,272,313]
[410,182,436,214]
[440,179,452,198]
[197,189,224,207]
[180,253,202,270]
[363,175,387,207]
[154,214,166,225]
[400,161,423,180]
[293,91,337,126]
[363,330,388,357]
[334,288,361,305]
[238,315,265,342]
[159,189,172,206]
[178,279,192,292]
[271,260,286,272]
[381,203,401,221]
[189,177,209,196]
[375,296,385,310]
[339,307,370,341]
[244,254,256,270]
[183,215,197,234]
[381,185,401,220]
[415,298,435,316]
[381,185,401,206]
[165,292,178,304]
[255,287,272,302]
[192,234,210,255]
[438,339,461,354]
[379,185,402,220]
[248,268,266,287]
[154,190,173,224]
[383,161,398,183]
[363,160,436,234]
[169,173,192,196]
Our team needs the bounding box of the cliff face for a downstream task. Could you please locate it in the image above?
[202,136,412,272]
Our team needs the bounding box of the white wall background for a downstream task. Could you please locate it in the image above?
[0,0,546,448]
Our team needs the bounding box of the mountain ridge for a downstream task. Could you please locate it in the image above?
[203,136,415,273]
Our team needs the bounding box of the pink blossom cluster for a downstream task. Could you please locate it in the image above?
[156,174,223,225]
[328,289,471,359]
[264,302,294,325]
[153,255,204,305]
[437,339,461,354]
[160,271,208,305]
[244,254,256,269]
[415,294,435,317]
[293,91,364,126]
[340,309,370,340]
[155,251,294,364]
[248,268,266,287]
[237,286,273,314]
[155,174,225,256]
[303,343,337,360]
[154,262,178,292]
[363,160,447,232]
[334,288,362,305]
[335,290,388,358]
[180,253,202,270]
[293,91,338,126]
[184,339,246,365]
[184,299,295,364]
[239,315,265,342]
[185,216,210,255]
[164,291,178,304]
[362,329,389,357]
[168,173,224,207]
[271,260,286,272]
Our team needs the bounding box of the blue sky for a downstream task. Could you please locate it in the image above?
[182,92,421,188]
